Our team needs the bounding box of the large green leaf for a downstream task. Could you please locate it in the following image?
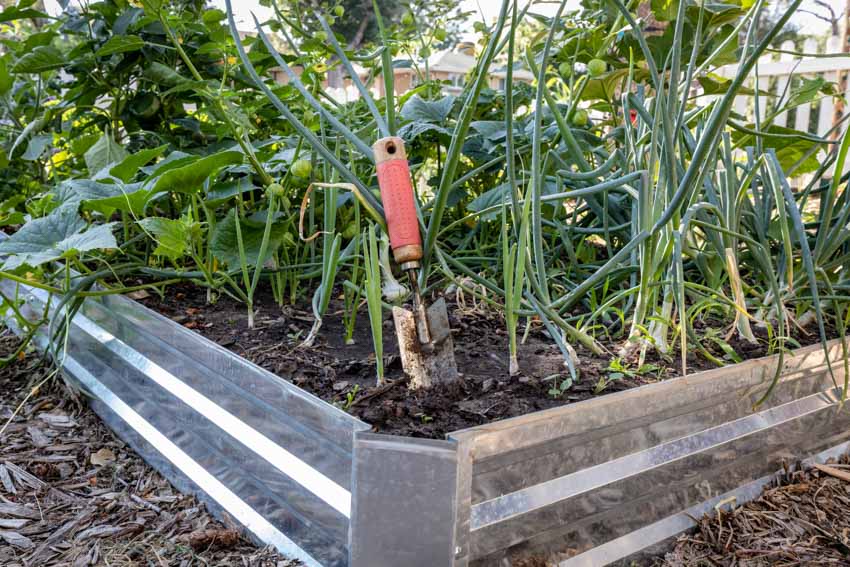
[467,182,511,220]
[84,134,128,175]
[23,30,58,52]
[0,56,12,95]
[8,115,46,158]
[95,35,145,57]
[0,207,116,269]
[54,179,146,216]
[205,178,254,208]
[11,46,64,73]
[64,150,243,216]
[470,121,508,141]
[0,195,25,228]
[138,217,195,261]
[651,0,677,22]
[210,209,283,268]
[0,6,48,24]
[785,76,837,110]
[732,124,822,175]
[113,7,144,35]
[21,134,50,161]
[140,151,194,176]
[580,68,644,101]
[698,73,770,96]
[400,94,455,123]
[148,150,243,194]
[143,62,189,87]
[397,121,451,141]
[107,145,168,183]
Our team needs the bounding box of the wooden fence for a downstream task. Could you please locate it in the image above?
[717,36,849,139]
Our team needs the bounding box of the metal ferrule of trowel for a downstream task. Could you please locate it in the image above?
[373,137,459,389]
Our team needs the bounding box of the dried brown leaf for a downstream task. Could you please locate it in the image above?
[90,448,115,467]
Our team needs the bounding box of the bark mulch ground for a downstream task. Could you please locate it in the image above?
[0,332,297,567]
[659,454,850,566]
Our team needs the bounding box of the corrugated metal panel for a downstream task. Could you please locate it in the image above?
[1,280,369,567]
[451,340,850,565]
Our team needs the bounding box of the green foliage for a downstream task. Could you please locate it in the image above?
[139,216,197,261]
[85,135,129,176]
[11,46,64,73]
[0,0,847,407]
[0,208,116,270]
[211,210,284,268]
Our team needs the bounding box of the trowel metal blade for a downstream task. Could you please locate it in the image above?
[392,297,458,389]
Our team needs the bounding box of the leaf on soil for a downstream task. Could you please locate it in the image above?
[37,411,77,429]
[90,448,116,467]
[182,528,240,551]
[126,289,151,300]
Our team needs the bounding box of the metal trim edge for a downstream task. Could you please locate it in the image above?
[62,355,324,567]
[558,439,850,567]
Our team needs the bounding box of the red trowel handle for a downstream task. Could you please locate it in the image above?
[373,137,422,266]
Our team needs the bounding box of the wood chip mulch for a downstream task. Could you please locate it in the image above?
[661,454,850,566]
[0,332,299,567]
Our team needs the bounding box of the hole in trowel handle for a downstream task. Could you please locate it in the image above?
[386,141,397,154]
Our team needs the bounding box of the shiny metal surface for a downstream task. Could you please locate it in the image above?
[471,387,842,530]
[0,280,369,566]
[4,271,850,567]
[560,438,850,567]
[349,432,459,567]
[61,355,323,567]
[71,311,351,517]
[456,340,850,565]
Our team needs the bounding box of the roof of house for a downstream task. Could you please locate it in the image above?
[490,63,535,81]
[427,50,477,75]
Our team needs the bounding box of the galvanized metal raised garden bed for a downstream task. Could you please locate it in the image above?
[3,278,849,567]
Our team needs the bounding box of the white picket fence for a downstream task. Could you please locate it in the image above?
[717,36,849,140]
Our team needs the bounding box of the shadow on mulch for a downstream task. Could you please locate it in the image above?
[657,455,850,566]
[0,332,298,567]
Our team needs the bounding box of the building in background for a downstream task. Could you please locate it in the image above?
[267,42,533,101]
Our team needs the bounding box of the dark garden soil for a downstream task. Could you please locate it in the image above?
[0,333,297,567]
[137,282,830,439]
[656,452,850,566]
